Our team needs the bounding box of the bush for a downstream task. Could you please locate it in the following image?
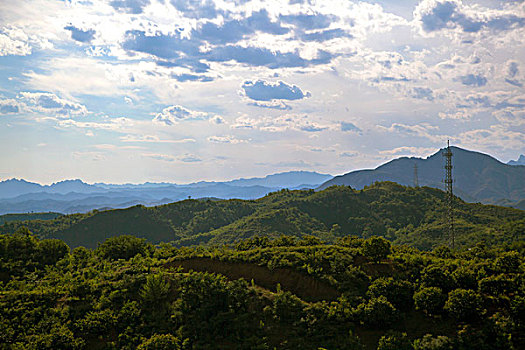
[97,235,152,260]
[421,265,453,292]
[36,239,69,266]
[451,267,477,290]
[478,274,515,296]
[137,334,180,350]
[272,290,305,324]
[362,236,391,262]
[377,331,412,350]
[444,289,483,321]
[0,229,38,261]
[367,277,414,310]
[413,334,453,350]
[75,309,117,336]
[414,287,446,316]
[510,295,525,324]
[355,296,397,328]
[494,251,520,273]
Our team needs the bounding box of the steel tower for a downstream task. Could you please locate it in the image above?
[443,140,454,249]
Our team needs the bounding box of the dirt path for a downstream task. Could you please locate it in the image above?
[165,257,340,302]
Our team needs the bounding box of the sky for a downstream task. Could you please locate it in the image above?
[0,0,524,184]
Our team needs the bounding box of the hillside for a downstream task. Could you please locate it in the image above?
[0,212,62,225]
[1,231,523,349]
[2,182,523,250]
[319,146,525,208]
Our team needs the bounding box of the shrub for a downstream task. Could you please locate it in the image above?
[444,289,483,321]
[355,296,397,328]
[137,334,180,350]
[36,239,69,266]
[75,309,117,336]
[413,334,453,350]
[367,277,414,310]
[414,287,446,316]
[478,274,515,296]
[510,295,525,323]
[421,265,453,292]
[494,251,520,273]
[451,267,477,290]
[377,331,412,350]
[362,236,391,263]
[97,235,152,260]
[272,290,305,324]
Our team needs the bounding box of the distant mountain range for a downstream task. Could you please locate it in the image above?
[508,154,525,166]
[1,147,523,215]
[319,147,525,210]
[0,171,332,215]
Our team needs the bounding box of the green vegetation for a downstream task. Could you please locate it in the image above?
[1,227,523,349]
[1,182,523,250]
[0,212,62,225]
[0,184,523,349]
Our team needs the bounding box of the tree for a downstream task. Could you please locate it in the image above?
[367,277,414,310]
[478,274,515,297]
[272,290,305,324]
[494,251,520,273]
[0,228,38,261]
[137,334,180,350]
[355,296,397,328]
[96,235,152,260]
[444,289,483,321]
[413,334,453,350]
[140,273,171,309]
[414,287,446,316]
[35,239,69,266]
[451,267,477,290]
[377,331,412,350]
[362,236,391,263]
[421,265,453,292]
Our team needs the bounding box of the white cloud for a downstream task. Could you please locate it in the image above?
[231,114,335,133]
[379,146,436,156]
[208,115,226,124]
[120,134,197,143]
[142,152,202,162]
[207,135,248,144]
[0,32,31,56]
[19,92,88,118]
[0,98,22,114]
[153,105,211,125]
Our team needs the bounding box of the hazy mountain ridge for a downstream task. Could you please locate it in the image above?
[0,171,331,214]
[319,147,525,209]
[507,154,525,166]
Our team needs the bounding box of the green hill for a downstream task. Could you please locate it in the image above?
[1,182,523,250]
[0,212,62,225]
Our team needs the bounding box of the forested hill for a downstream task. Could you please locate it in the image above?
[1,182,523,250]
[319,146,525,209]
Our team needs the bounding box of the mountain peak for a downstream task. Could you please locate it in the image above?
[318,146,524,208]
[508,154,525,166]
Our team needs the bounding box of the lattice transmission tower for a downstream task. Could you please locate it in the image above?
[443,140,454,249]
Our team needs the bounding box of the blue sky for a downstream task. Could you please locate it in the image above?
[0,0,524,184]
